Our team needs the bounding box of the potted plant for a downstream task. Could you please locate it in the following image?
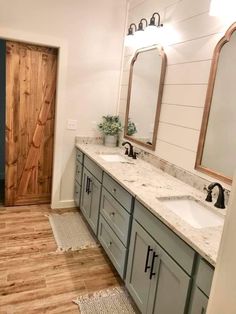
[127,119,137,136]
[98,115,122,147]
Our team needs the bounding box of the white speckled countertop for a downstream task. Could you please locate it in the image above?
[76,143,225,266]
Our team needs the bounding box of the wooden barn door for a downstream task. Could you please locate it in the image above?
[5,41,57,206]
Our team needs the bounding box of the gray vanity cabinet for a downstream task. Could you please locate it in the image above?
[98,173,133,279]
[74,181,81,207]
[126,220,191,314]
[189,287,208,314]
[149,247,190,314]
[74,148,84,207]
[189,258,214,314]
[126,220,158,313]
[80,167,101,235]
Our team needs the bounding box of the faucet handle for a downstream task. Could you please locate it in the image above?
[204,185,212,202]
[203,185,209,192]
[132,152,138,159]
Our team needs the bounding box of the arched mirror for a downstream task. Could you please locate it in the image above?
[195,23,236,184]
[124,45,166,150]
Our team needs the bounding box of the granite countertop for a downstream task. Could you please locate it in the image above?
[76,143,225,266]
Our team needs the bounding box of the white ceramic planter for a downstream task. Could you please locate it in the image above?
[104,134,118,147]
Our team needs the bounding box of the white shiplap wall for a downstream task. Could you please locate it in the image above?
[119,0,235,185]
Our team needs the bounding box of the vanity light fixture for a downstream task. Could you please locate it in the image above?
[125,23,137,47]
[134,18,148,42]
[125,12,163,47]
[146,12,163,31]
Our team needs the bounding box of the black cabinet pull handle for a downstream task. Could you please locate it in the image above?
[144,245,153,272]
[87,178,92,194]
[201,307,205,314]
[149,251,158,280]
[85,177,89,194]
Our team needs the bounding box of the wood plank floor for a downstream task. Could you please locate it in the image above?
[0,205,122,313]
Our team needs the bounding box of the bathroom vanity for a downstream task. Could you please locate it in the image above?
[74,144,224,314]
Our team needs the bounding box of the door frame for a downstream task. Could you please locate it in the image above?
[0,28,69,208]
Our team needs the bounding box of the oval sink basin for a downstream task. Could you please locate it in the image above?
[99,154,127,162]
[160,197,224,229]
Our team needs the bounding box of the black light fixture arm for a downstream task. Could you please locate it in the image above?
[127,23,137,35]
[137,18,148,31]
[150,12,163,27]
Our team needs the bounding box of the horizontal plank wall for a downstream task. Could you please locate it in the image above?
[119,0,234,186]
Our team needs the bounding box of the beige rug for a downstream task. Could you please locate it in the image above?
[73,287,138,313]
[48,211,99,252]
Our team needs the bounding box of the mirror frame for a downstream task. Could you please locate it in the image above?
[195,23,236,185]
[124,45,167,151]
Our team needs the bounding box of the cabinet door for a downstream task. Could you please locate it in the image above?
[75,160,83,185]
[80,168,101,235]
[74,181,81,207]
[148,244,191,314]
[126,220,156,313]
[189,287,208,314]
[89,174,101,235]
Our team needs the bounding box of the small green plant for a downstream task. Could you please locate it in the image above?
[98,115,122,135]
[127,119,137,136]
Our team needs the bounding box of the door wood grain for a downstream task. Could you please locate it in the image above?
[5,41,57,206]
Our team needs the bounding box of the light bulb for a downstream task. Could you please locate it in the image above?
[145,26,163,45]
[124,35,135,47]
[134,30,148,48]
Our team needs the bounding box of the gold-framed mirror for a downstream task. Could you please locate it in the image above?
[124,45,167,150]
[195,23,236,185]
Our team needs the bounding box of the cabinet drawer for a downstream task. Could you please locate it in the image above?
[100,188,131,246]
[84,155,103,182]
[76,148,84,164]
[74,181,81,207]
[75,161,83,185]
[103,173,132,212]
[98,215,127,279]
[196,258,214,297]
[134,200,195,275]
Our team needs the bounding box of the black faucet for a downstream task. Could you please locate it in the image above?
[205,182,225,209]
[122,141,134,158]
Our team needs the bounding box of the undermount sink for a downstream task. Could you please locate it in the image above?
[99,154,127,162]
[159,196,224,229]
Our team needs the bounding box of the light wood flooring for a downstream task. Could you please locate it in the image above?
[0,205,122,313]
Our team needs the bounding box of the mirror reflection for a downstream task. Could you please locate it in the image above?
[124,46,166,150]
[196,23,236,184]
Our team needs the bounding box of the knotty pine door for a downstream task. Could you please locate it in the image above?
[5,41,57,206]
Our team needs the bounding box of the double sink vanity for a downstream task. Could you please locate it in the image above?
[74,142,225,314]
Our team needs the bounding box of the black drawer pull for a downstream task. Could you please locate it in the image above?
[85,177,89,194]
[144,245,153,272]
[201,307,205,314]
[149,251,158,280]
[87,178,92,194]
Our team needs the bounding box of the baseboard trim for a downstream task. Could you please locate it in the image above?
[51,199,75,209]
